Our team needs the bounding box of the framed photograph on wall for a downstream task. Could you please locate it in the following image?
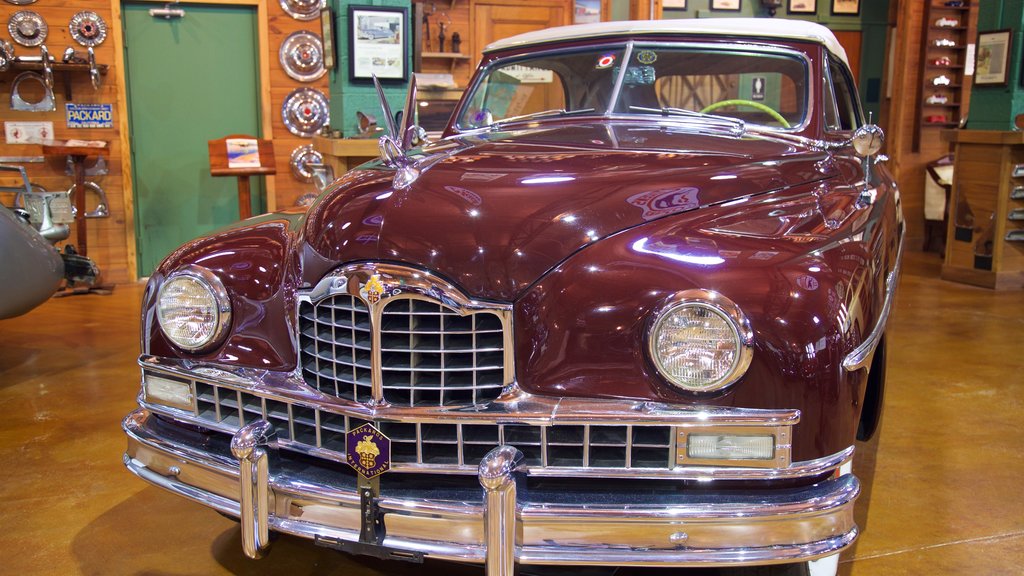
[831,0,859,16]
[788,0,816,14]
[711,0,741,10]
[976,29,1012,85]
[663,0,687,9]
[348,5,408,82]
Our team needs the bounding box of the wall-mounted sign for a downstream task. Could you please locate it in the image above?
[66,103,113,128]
[5,121,54,144]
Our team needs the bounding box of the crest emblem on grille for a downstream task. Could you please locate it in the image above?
[346,423,391,479]
[360,274,386,304]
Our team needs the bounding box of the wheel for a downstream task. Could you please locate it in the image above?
[699,99,791,128]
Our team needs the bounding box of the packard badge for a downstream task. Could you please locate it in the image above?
[360,274,386,304]
[346,423,391,479]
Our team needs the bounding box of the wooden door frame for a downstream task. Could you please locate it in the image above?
[111,0,275,281]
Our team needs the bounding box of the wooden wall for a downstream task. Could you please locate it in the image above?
[267,0,330,208]
[0,0,132,285]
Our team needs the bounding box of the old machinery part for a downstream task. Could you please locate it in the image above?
[69,11,108,47]
[279,0,322,21]
[282,88,329,137]
[64,155,109,177]
[289,144,324,182]
[39,45,53,89]
[10,71,56,112]
[66,181,110,218]
[62,246,99,287]
[279,31,326,82]
[0,40,14,71]
[15,186,73,243]
[88,47,101,90]
[8,10,47,47]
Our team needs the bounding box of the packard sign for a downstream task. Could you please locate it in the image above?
[66,103,113,129]
[346,423,391,479]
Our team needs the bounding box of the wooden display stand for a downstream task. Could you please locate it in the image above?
[41,140,109,257]
[208,135,276,220]
[312,135,379,177]
[940,129,1024,289]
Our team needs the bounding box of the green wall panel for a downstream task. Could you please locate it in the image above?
[970,0,1024,131]
[329,0,412,137]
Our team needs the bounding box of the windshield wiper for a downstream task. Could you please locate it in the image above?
[628,105,746,135]
[491,108,597,129]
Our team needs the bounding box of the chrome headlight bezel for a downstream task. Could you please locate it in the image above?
[156,265,232,353]
[646,289,754,393]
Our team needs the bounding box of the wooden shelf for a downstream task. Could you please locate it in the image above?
[2,61,110,100]
[915,1,974,152]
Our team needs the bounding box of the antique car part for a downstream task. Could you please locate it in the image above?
[0,40,14,71]
[123,19,903,576]
[65,181,110,218]
[288,144,323,182]
[10,71,55,112]
[61,244,100,287]
[14,185,73,243]
[39,44,53,89]
[0,204,63,319]
[64,155,108,177]
[4,0,38,5]
[69,11,108,47]
[279,31,326,82]
[8,10,47,47]
[281,87,329,137]
[279,0,321,21]
[88,47,101,90]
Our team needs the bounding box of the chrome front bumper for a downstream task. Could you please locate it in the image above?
[123,408,860,571]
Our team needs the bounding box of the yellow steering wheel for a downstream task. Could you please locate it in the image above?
[700,99,791,128]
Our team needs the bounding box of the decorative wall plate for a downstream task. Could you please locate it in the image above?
[282,88,329,137]
[290,144,324,182]
[279,31,326,82]
[279,0,322,21]
[69,12,108,47]
[8,11,47,47]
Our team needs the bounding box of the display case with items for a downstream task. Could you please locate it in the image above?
[915,0,974,150]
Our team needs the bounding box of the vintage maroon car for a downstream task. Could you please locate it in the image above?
[123,18,903,576]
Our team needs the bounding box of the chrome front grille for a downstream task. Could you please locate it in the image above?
[379,299,505,407]
[192,381,675,470]
[298,264,512,408]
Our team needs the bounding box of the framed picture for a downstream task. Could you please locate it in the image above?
[348,5,408,83]
[831,0,859,15]
[711,0,740,10]
[574,0,602,24]
[663,0,687,9]
[976,29,1012,85]
[788,0,816,14]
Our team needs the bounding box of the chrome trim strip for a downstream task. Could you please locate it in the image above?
[843,230,905,372]
[230,420,274,559]
[124,409,860,567]
[479,446,523,576]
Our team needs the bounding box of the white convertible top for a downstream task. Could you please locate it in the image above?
[484,18,849,65]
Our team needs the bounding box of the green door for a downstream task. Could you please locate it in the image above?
[123,2,263,276]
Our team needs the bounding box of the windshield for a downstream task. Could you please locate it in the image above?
[456,43,808,131]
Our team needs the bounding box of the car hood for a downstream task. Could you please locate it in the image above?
[302,122,837,301]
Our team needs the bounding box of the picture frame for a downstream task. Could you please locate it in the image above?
[663,0,687,9]
[348,5,408,83]
[831,0,859,16]
[976,29,1012,86]
[787,0,816,14]
[710,0,740,10]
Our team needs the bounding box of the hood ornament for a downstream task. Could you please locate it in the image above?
[373,74,425,190]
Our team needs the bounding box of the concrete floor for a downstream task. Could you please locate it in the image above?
[1,250,1022,575]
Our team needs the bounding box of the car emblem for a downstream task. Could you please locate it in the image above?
[636,50,657,65]
[346,423,391,479]
[360,273,386,304]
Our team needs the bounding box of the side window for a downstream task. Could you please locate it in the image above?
[828,58,863,131]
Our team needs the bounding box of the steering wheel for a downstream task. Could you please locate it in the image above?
[700,99,791,128]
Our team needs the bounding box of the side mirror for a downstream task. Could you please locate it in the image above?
[852,124,884,158]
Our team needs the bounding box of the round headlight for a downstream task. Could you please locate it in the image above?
[648,291,752,393]
[157,266,231,352]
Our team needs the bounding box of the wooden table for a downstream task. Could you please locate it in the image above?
[312,135,379,177]
[41,140,109,257]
